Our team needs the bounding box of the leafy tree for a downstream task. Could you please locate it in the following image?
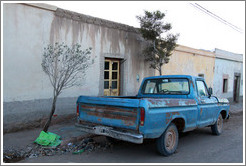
[137,10,179,75]
[41,43,92,132]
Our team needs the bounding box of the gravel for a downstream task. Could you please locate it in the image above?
[3,137,113,163]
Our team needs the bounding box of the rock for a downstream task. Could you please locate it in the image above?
[29,154,38,158]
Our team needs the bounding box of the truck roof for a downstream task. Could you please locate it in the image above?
[144,75,203,80]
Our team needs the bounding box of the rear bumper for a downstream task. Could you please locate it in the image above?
[75,123,143,144]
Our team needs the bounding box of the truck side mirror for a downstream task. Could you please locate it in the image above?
[208,87,213,97]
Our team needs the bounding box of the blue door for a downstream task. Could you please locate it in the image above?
[196,80,218,127]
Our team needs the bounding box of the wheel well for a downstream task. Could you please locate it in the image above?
[220,110,227,119]
[171,118,185,132]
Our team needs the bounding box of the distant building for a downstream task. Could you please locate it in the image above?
[213,48,243,102]
[160,45,216,88]
[159,46,244,103]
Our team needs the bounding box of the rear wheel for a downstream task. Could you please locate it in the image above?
[211,113,223,135]
[156,123,179,156]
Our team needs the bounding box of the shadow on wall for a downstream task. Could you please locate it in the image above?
[3,97,78,133]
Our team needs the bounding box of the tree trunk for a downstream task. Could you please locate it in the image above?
[43,95,57,132]
[158,68,162,76]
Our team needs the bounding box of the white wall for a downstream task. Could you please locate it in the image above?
[3,3,154,103]
[213,48,243,99]
[3,3,154,132]
[3,3,55,102]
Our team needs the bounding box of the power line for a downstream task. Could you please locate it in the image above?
[194,3,242,31]
[190,3,243,33]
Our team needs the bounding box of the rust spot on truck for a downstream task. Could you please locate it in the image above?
[147,99,196,107]
[87,111,136,121]
[184,100,197,105]
[165,112,180,125]
[80,104,137,127]
[147,99,161,105]
[81,105,137,116]
[123,120,136,127]
[166,100,180,106]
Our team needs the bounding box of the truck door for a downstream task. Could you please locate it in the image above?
[196,79,218,127]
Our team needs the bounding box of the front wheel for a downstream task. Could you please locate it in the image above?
[156,123,179,156]
[211,113,223,135]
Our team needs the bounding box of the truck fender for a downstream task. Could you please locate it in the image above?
[216,110,228,120]
[163,114,186,135]
[212,110,228,125]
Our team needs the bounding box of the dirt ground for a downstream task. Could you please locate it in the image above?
[18,111,243,163]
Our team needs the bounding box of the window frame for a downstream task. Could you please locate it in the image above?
[195,79,209,97]
[141,78,191,95]
[222,78,228,93]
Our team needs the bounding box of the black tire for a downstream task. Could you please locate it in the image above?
[156,123,179,156]
[227,113,230,119]
[211,113,223,135]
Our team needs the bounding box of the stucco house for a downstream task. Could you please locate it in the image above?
[3,3,155,132]
[159,45,216,88]
[213,48,243,102]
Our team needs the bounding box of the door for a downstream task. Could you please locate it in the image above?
[196,80,218,127]
[104,59,120,96]
[233,73,240,103]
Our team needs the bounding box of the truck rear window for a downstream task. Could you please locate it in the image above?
[142,78,190,95]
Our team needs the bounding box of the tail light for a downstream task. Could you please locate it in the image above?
[140,107,145,126]
[76,104,79,116]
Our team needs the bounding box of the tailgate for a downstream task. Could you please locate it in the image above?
[77,96,141,130]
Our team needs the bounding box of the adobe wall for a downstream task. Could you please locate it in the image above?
[3,3,154,132]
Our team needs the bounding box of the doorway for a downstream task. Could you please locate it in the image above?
[104,59,120,96]
[233,73,241,103]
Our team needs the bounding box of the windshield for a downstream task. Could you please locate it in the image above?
[142,78,190,95]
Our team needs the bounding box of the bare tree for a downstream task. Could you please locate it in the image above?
[41,42,92,132]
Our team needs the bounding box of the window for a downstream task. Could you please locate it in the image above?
[223,78,228,93]
[142,78,189,95]
[144,80,158,94]
[196,80,208,97]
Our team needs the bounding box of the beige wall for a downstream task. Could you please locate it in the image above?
[158,45,216,87]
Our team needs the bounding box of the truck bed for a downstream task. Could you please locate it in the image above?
[77,96,141,131]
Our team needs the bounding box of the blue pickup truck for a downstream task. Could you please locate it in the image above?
[75,75,230,156]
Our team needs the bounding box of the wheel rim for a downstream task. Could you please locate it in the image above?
[165,128,176,151]
[217,115,223,133]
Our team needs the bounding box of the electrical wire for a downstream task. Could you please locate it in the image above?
[190,3,243,33]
